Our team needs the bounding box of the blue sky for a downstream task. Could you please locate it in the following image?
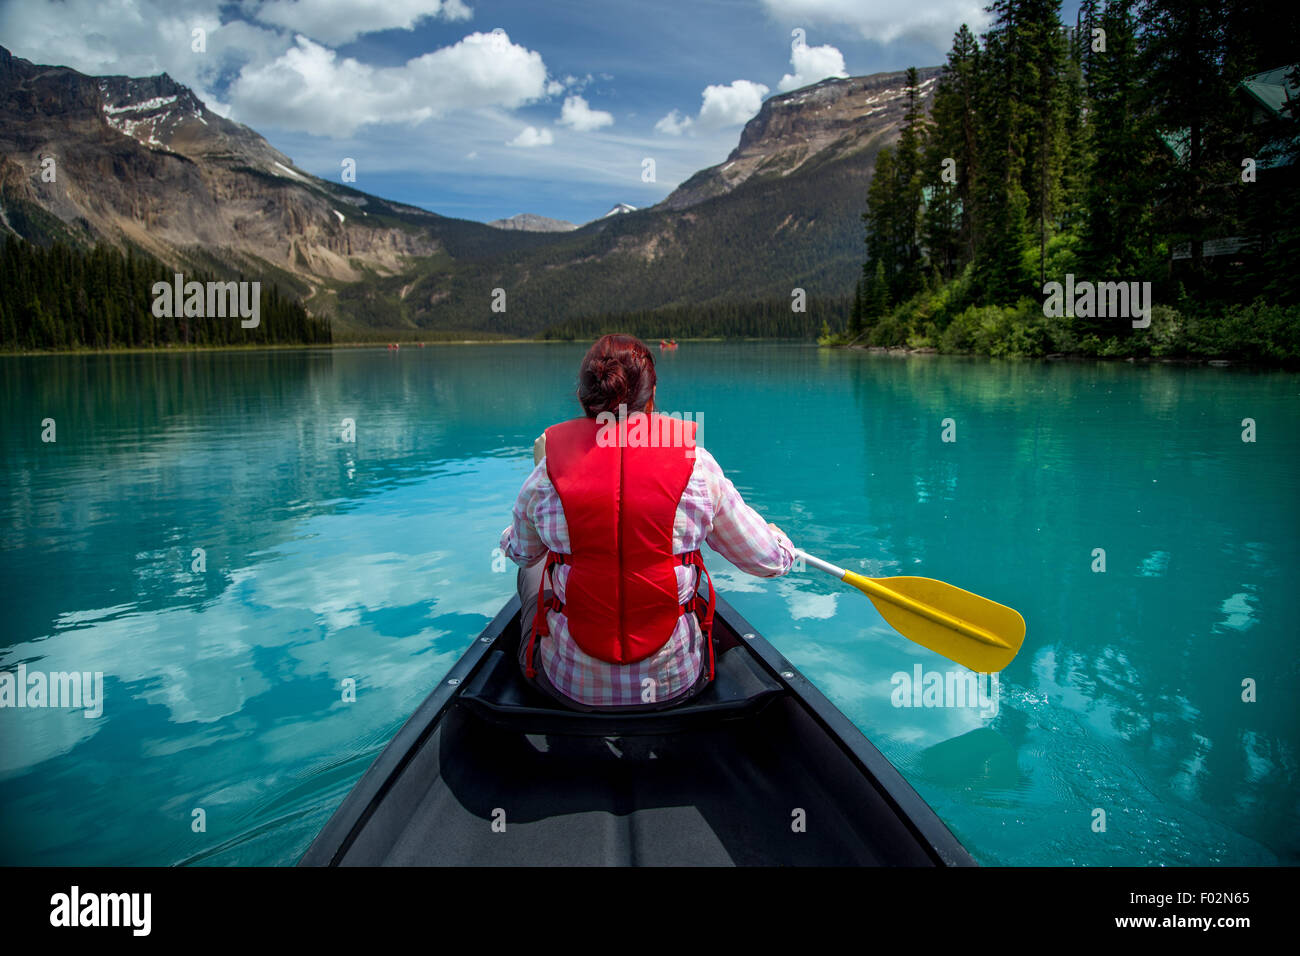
[2,0,1081,224]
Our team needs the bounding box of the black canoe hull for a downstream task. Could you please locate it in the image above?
[300,595,976,866]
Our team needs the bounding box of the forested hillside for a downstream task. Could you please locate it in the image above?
[539,295,850,341]
[0,240,330,349]
[833,0,1300,362]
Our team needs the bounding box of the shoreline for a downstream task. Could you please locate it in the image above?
[0,335,789,357]
[0,339,1281,368]
[831,342,1271,369]
[0,339,545,357]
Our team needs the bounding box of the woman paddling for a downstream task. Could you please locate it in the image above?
[499,333,795,711]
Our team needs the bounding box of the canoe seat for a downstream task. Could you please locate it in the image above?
[458,644,784,736]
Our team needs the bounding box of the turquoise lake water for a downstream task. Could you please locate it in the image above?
[1,343,1296,865]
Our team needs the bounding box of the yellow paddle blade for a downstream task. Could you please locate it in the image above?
[842,572,1026,673]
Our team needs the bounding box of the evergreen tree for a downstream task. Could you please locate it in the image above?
[865,260,891,320]
[924,25,981,278]
[1138,0,1234,287]
[863,68,930,302]
[864,146,899,283]
[1013,0,1070,284]
[970,1,1035,301]
[1079,0,1153,286]
[890,67,930,299]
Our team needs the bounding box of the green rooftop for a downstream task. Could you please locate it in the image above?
[1159,65,1297,168]
[1238,65,1299,118]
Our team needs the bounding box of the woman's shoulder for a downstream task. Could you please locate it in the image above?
[685,445,729,505]
[690,444,723,474]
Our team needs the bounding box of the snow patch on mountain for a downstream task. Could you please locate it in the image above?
[103,95,178,115]
[273,161,310,182]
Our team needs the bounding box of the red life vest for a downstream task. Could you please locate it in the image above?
[524,413,716,683]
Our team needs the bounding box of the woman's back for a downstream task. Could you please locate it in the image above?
[499,334,793,709]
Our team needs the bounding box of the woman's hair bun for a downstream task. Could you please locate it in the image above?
[577,334,655,416]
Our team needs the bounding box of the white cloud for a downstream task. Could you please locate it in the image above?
[3,4,553,138]
[1,0,480,105]
[227,35,426,132]
[507,125,553,147]
[655,79,769,137]
[254,0,473,45]
[760,0,991,47]
[777,580,840,620]
[654,109,693,135]
[778,39,848,92]
[696,79,770,130]
[226,30,550,135]
[558,95,613,132]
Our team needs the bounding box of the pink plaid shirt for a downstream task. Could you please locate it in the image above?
[500,445,795,707]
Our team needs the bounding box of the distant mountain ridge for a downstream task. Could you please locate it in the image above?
[487,212,577,232]
[0,45,940,336]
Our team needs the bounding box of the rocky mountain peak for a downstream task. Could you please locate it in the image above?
[659,67,942,211]
[0,44,439,292]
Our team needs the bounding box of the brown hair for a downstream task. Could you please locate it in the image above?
[577,334,656,417]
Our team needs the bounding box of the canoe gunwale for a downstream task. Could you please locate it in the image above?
[300,593,976,867]
[716,597,976,867]
[298,598,515,866]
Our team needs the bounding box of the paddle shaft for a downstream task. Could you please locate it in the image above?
[794,549,1011,650]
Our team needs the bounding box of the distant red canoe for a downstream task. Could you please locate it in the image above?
[659,339,678,350]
